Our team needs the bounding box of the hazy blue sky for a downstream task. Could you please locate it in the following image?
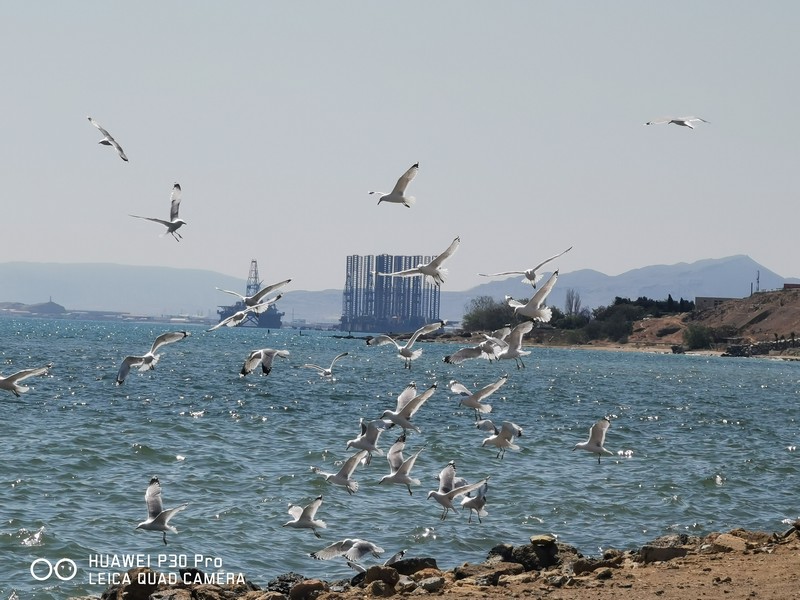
[2,2,798,292]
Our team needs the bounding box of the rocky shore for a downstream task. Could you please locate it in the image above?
[97,525,800,600]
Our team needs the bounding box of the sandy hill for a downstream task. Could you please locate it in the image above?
[628,288,800,348]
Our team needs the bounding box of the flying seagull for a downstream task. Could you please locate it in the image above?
[493,320,534,368]
[461,479,489,524]
[0,363,52,397]
[216,278,292,308]
[427,461,489,521]
[479,419,524,459]
[240,348,290,376]
[283,495,326,538]
[87,116,128,161]
[369,163,419,208]
[573,418,614,464]
[366,320,444,369]
[380,382,437,433]
[135,476,187,545]
[310,538,385,563]
[478,246,572,287]
[116,331,190,385]
[130,183,186,241]
[449,374,508,421]
[311,449,368,495]
[505,270,559,322]
[302,351,349,377]
[377,236,460,286]
[645,116,709,129]
[207,295,282,331]
[379,433,425,495]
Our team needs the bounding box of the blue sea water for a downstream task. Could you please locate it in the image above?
[1,318,799,597]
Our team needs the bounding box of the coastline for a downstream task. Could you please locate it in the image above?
[96,526,800,599]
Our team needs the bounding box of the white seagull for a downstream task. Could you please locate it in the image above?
[377,236,460,286]
[310,538,385,563]
[135,476,188,545]
[380,382,437,432]
[573,418,614,464]
[444,326,510,365]
[367,320,444,369]
[505,270,559,322]
[478,419,524,459]
[116,331,190,385]
[379,433,425,495]
[311,449,368,495]
[0,363,52,397]
[130,183,186,241]
[478,246,572,287]
[240,348,290,376]
[369,162,419,208]
[347,549,407,573]
[449,374,508,420]
[346,418,388,464]
[207,295,282,331]
[427,461,489,521]
[215,278,292,308]
[87,116,128,161]
[645,116,709,129]
[302,351,349,377]
[494,320,534,369]
[283,495,326,538]
[461,479,489,524]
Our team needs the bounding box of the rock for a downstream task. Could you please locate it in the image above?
[572,553,624,575]
[417,576,446,592]
[389,557,437,576]
[639,545,688,563]
[365,580,395,597]
[150,591,192,600]
[595,567,613,580]
[529,534,558,546]
[364,565,400,587]
[102,568,159,600]
[288,579,328,600]
[410,567,444,581]
[268,573,306,595]
[708,533,747,553]
[453,561,525,585]
[486,543,515,563]
[498,572,539,586]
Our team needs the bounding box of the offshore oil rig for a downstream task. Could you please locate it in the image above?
[216,260,284,328]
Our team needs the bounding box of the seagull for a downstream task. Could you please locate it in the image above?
[369,163,419,208]
[444,326,511,365]
[240,348,290,376]
[367,320,444,369]
[449,374,508,421]
[380,382,437,432]
[283,495,326,538]
[0,363,52,397]
[346,418,388,464]
[573,418,614,464]
[377,236,460,286]
[310,538,385,563]
[116,331,190,385]
[207,295,282,331]
[479,420,523,459]
[427,461,489,521]
[478,246,572,287]
[347,549,407,573]
[311,449,368,495]
[215,278,292,308]
[505,270,559,322]
[135,476,187,545]
[461,480,489,524]
[645,116,709,129]
[302,351,349,377]
[87,116,128,161]
[494,320,534,368]
[130,183,186,241]
[379,433,425,495]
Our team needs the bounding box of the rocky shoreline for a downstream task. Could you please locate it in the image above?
[96,525,800,600]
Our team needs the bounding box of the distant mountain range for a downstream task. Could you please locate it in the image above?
[1,256,796,325]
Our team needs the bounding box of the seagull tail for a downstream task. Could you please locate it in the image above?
[534,307,553,323]
[403,195,416,208]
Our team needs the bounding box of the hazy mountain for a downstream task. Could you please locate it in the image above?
[1,256,796,325]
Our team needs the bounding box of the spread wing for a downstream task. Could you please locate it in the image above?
[150,331,190,354]
[144,477,164,519]
[531,246,572,272]
[390,163,419,195]
[428,236,460,269]
[169,183,182,221]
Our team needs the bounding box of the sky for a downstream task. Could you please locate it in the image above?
[2,2,798,293]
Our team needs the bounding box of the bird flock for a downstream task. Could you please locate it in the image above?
[3,123,669,571]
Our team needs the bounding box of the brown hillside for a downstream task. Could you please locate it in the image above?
[627,288,800,348]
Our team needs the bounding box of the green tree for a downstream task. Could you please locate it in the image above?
[461,296,515,332]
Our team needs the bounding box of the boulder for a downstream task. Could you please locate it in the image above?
[452,561,525,585]
[364,565,400,587]
[389,556,437,576]
[288,579,328,600]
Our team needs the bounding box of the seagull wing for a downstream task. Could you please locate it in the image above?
[499,421,523,440]
[116,356,145,384]
[300,496,323,520]
[310,539,352,560]
[345,540,384,562]
[446,477,490,501]
[386,435,406,472]
[444,346,484,364]
[5,365,51,385]
[169,184,182,221]
[397,445,424,476]
[448,380,471,396]
[506,321,534,348]
[144,477,165,519]
[645,117,672,125]
[150,331,190,354]
[260,349,289,375]
[129,215,172,227]
[394,382,417,411]
[367,334,400,349]
[88,117,128,161]
[215,287,246,301]
[399,383,437,418]
[531,246,572,272]
[338,450,368,478]
[588,418,610,446]
[529,270,559,308]
[406,320,444,347]
[390,163,419,195]
[478,270,526,277]
[427,236,460,269]
[329,352,349,370]
[241,350,264,375]
[473,374,509,401]
[247,278,292,304]
[377,267,422,278]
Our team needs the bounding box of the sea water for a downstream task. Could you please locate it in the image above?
[1,318,799,597]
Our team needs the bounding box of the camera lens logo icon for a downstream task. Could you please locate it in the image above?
[30,558,78,581]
